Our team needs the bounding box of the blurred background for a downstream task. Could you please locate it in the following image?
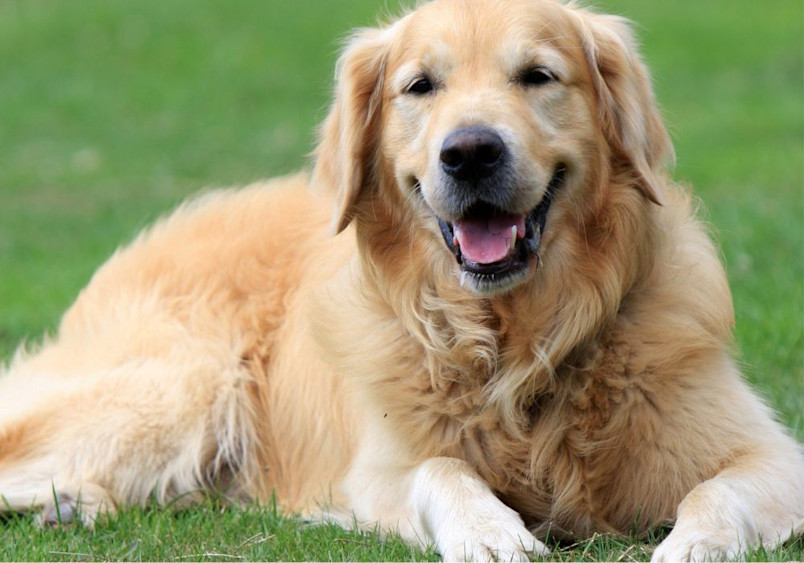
[0,0,801,432]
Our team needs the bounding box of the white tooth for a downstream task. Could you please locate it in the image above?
[509,226,517,252]
[454,229,463,247]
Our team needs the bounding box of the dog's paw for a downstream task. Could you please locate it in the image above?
[37,493,77,527]
[437,504,549,562]
[412,458,550,561]
[651,527,742,563]
[440,524,547,562]
[34,485,117,529]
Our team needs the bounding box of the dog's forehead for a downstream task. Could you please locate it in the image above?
[391,0,577,78]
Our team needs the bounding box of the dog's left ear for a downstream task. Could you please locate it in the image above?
[312,27,391,234]
[572,10,673,205]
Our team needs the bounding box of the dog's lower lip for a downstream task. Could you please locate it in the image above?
[462,247,525,275]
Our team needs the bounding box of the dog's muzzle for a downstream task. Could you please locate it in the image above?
[436,165,566,293]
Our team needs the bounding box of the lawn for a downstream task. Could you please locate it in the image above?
[0,0,801,560]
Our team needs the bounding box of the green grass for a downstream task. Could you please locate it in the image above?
[0,498,440,562]
[0,0,801,560]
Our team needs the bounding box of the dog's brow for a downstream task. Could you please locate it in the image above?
[504,45,569,78]
[393,63,432,91]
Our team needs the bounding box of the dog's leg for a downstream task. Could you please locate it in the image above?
[0,459,117,528]
[0,348,259,526]
[648,406,803,561]
[410,457,550,561]
[339,445,549,562]
[651,448,804,562]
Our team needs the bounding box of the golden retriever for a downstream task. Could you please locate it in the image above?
[1,0,802,561]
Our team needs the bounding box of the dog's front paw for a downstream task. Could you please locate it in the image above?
[651,526,742,563]
[411,457,550,561]
[440,525,547,562]
[437,503,549,562]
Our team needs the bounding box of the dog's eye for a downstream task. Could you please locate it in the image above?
[518,67,556,87]
[406,77,435,95]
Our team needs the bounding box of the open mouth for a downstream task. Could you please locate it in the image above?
[437,166,566,292]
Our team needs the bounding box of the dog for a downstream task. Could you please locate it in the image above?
[1,0,802,561]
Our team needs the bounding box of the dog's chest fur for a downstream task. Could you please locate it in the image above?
[369,308,652,537]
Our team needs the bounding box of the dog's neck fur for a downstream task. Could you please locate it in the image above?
[348,168,659,434]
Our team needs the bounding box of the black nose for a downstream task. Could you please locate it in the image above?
[440,126,506,182]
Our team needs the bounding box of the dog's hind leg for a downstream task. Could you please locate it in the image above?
[0,417,116,527]
[0,473,117,528]
[0,342,262,527]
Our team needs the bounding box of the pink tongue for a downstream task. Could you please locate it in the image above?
[454,214,526,264]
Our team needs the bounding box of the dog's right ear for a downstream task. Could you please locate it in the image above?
[312,28,391,234]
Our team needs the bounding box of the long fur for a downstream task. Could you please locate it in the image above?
[1,1,802,561]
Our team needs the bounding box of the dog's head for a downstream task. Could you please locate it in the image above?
[313,0,671,296]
